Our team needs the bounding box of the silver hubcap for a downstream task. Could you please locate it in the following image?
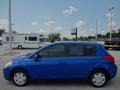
[14,72,26,85]
[92,73,106,86]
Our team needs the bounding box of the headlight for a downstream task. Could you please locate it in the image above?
[4,61,12,68]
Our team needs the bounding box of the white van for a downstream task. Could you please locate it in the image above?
[2,33,50,49]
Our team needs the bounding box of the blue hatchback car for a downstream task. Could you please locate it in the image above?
[3,41,117,87]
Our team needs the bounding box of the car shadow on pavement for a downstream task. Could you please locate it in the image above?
[5,78,118,88]
[30,80,89,87]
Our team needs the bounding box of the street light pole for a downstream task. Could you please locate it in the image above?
[49,21,54,42]
[96,18,98,41]
[108,7,114,41]
[50,23,53,37]
[50,23,53,42]
[8,0,12,53]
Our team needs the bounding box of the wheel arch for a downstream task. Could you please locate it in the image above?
[10,67,31,80]
[88,68,110,80]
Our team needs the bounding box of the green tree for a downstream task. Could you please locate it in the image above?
[12,31,17,34]
[0,29,5,36]
[63,37,69,41]
[48,33,61,42]
[106,32,110,38]
[88,36,95,39]
[117,29,120,37]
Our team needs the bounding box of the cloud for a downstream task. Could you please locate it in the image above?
[106,12,120,30]
[101,30,106,34]
[32,21,38,26]
[108,21,120,30]
[43,17,62,34]
[44,20,55,27]
[79,31,88,36]
[54,26,62,31]
[39,28,49,34]
[90,28,94,31]
[106,12,111,18]
[60,29,72,38]
[75,20,86,29]
[63,6,78,15]
[43,16,52,21]
[0,19,9,31]
[106,12,114,18]
[43,16,55,27]
[88,28,96,36]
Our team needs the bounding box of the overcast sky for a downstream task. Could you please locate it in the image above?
[0,0,120,38]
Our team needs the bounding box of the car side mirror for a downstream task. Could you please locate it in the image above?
[34,54,42,61]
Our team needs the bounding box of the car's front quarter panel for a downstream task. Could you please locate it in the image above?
[3,66,13,81]
[3,56,32,81]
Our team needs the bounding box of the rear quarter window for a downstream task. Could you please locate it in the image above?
[84,45,96,56]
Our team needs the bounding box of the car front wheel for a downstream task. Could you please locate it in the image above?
[12,70,29,86]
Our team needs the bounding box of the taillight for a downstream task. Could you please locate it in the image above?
[103,56,115,63]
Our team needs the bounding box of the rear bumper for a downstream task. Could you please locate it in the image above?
[108,63,117,79]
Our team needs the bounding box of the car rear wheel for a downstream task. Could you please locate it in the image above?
[89,70,108,88]
[12,70,29,86]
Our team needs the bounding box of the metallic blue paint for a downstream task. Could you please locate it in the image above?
[3,41,117,81]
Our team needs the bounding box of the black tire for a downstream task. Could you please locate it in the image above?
[11,69,29,86]
[18,45,22,49]
[89,70,108,88]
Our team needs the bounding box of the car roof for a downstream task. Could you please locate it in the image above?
[51,41,100,46]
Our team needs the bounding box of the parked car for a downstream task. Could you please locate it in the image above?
[104,37,120,50]
[3,41,117,87]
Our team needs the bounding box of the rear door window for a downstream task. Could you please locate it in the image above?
[69,44,84,56]
[69,44,96,57]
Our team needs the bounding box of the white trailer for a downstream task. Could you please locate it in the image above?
[2,33,50,49]
[0,37,2,45]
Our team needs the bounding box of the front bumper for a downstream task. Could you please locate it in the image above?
[3,67,12,81]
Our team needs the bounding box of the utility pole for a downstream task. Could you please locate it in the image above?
[96,18,98,41]
[75,28,78,39]
[50,23,53,42]
[8,0,12,53]
[108,7,114,41]
[50,21,54,42]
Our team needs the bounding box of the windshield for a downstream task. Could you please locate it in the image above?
[26,52,32,57]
